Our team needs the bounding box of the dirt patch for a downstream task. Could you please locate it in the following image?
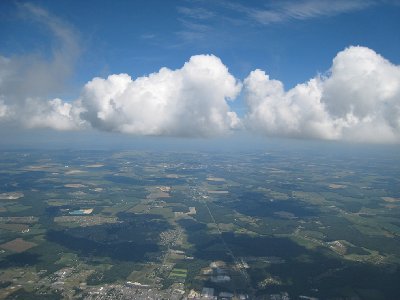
[206,177,226,182]
[0,223,29,232]
[65,183,87,188]
[329,184,346,189]
[382,197,400,203]
[0,238,37,253]
[0,192,24,200]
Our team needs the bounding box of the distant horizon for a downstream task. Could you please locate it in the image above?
[2,129,400,157]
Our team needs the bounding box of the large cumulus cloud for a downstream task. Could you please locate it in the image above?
[78,54,241,137]
[244,46,400,143]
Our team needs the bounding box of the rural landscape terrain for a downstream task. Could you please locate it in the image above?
[0,147,399,299]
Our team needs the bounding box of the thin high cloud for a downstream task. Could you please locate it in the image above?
[175,0,375,45]
[177,6,215,20]
[249,0,375,24]
[176,19,212,43]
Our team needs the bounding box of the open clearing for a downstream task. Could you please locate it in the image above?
[0,238,37,253]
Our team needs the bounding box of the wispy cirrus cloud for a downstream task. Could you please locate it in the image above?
[211,0,376,25]
[177,6,215,20]
[175,0,376,45]
[175,5,217,44]
[251,0,376,24]
[175,3,246,45]
[176,19,212,43]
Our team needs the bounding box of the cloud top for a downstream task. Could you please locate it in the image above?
[244,46,400,143]
[78,54,241,137]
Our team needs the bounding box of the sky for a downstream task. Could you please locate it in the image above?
[0,0,400,148]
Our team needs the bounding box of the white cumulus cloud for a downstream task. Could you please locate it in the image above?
[244,46,400,143]
[78,54,241,137]
[21,98,84,131]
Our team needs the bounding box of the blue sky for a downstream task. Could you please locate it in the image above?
[1,0,400,146]
[2,0,399,87]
